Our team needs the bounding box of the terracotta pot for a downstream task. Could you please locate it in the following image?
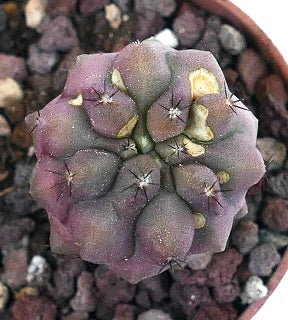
[192,0,288,319]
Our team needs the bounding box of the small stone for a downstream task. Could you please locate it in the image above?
[132,11,165,41]
[114,0,130,12]
[170,282,211,317]
[28,43,60,75]
[223,68,239,87]
[15,287,39,299]
[219,51,233,69]
[140,276,168,303]
[196,29,220,60]
[25,0,47,29]
[0,54,27,82]
[51,256,85,299]
[237,48,268,94]
[26,255,50,286]
[0,115,11,137]
[259,229,288,249]
[249,243,281,276]
[256,73,288,105]
[47,0,76,16]
[261,197,288,231]
[0,281,9,312]
[0,8,7,32]
[154,28,179,48]
[138,309,173,320]
[70,271,97,312]
[245,192,263,221]
[135,0,176,18]
[267,171,288,200]
[219,24,246,55]
[257,137,287,170]
[62,311,89,320]
[0,77,23,108]
[0,29,14,52]
[53,47,82,92]
[172,269,207,287]
[79,0,109,16]
[12,296,57,320]
[94,265,136,309]
[0,218,35,247]
[240,275,268,304]
[4,162,39,215]
[113,304,135,320]
[212,277,240,303]
[236,262,252,285]
[105,4,122,30]
[39,16,78,52]
[186,253,212,270]
[173,10,205,47]
[257,74,288,139]
[135,290,150,308]
[11,122,32,148]
[194,304,237,320]
[206,15,221,32]
[206,248,243,287]
[1,248,28,289]
[231,220,259,254]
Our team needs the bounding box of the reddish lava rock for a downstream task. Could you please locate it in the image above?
[113,303,136,320]
[139,276,169,303]
[206,248,243,287]
[12,296,57,320]
[0,53,27,81]
[94,266,136,308]
[39,16,78,52]
[170,282,212,317]
[193,303,237,320]
[231,220,259,254]
[173,9,205,47]
[47,0,77,16]
[212,277,240,303]
[256,74,288,139]
[70,271,98,312]
[62,311,89,320]
[261,197,288,232]
[1,248,28,289]
[79,0,109,16]
[256,74,288,106]
[237,48,268,95]
[172,268,208,287]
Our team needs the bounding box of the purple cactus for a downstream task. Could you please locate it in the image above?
[25,38,265,283]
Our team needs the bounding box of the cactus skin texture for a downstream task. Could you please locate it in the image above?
[25,38,265,283]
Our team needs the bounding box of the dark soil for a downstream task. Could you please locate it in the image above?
[0,1,287,319]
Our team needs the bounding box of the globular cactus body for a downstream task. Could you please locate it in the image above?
[26,38,265,283]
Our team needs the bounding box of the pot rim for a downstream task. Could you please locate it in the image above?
[192,0,288,85]
[192,0,288,319]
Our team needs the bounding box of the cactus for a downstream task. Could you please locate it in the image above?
[25,38,265,283]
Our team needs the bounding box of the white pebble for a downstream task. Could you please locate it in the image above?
[0,281,9,312]
[0,77,23,108]
[240,275,268,304]
[154,29,179,48]
[105,4,122,30]
[25,0,47,29]
[26,255,48,283]
[0,115,11,137]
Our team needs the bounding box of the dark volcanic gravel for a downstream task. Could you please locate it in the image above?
[0,1,287,319]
